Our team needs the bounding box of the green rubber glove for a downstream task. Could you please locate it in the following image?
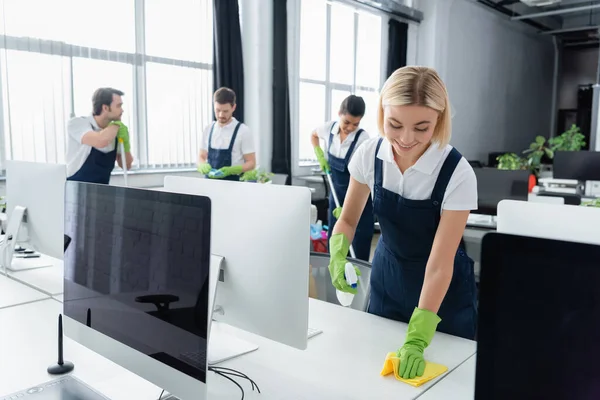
[328,233,361,294]
[219,165,244,177]
[397,308,441,379]
[314,146,330,174]
[110,121,130,152]
[332,207,342,219]
[198,163,212,175]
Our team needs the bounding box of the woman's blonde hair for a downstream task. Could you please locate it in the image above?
[377,66,451,148]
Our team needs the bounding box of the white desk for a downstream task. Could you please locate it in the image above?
[0,298,476,400]
[0,273,49,309]
[8,256,64,296]
[417,355,476,399]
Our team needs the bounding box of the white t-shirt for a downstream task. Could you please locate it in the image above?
[201,118,255,166]
[348,137,478,214]
[315,121,370,161]
[66,115,116,178]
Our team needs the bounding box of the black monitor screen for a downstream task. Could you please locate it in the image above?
[473,168,530,215]
[553,150,600,181]
[64,182,211,383]
[476,233,600,400]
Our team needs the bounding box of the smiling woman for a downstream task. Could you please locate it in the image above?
[328,66,478,380]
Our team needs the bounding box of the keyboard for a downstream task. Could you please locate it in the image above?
[180,349,208,369]
[307,327,323,339]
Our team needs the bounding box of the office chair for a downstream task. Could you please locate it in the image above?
[309,252,372,311]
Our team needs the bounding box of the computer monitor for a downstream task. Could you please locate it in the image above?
[472,167,530,215]
[63,182,211,400]
[6,160,66,259]
[476,232,600,399]
[553,150,600,181]
[497,199,600,245]
[163,177,311,350]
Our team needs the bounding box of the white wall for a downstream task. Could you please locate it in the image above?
[559,48,598,110]
[416,0,555,162]
[239,0,274,172]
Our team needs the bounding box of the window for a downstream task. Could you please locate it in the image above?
[146,63,212,167]
[0,0,213,171]
[297,0,383,163]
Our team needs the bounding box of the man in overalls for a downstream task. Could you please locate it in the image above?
[198,87,256,181]
[66,88,132,184]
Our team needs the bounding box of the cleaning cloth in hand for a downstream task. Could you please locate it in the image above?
[380,352,447,387]
[208,169,225,178]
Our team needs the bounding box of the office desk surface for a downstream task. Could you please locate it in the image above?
[0,273,49,309]
[417,355,476,400]
[9,257,63,296]
[23,297,476,399]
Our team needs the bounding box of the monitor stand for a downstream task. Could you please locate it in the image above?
[207,254,259,365]
[1,205,26,274]
[208,321,259,365]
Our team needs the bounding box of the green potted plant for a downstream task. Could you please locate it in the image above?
[522,135,554,176]
[496,125,586,175]
[548,124,586,152]
[496,153,528,171]
[582,198,600,208]
[240,169,274,184]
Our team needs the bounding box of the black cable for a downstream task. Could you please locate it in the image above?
[209,366,261,393]
[211,369,245,400]
[157,366,259,400]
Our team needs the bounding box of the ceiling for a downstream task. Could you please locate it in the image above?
[478,0,600,48]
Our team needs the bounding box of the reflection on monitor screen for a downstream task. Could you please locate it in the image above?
[63,182,211,383]
[477,233,600,400]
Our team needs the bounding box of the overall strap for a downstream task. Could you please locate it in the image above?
[374,138,384,187]
[208,122,216,148]
[344,129,364,163]
[228,122,242,151]
[328,121,336,153]
[431,147,462,204]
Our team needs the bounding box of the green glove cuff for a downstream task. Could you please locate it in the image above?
[404,308,441,350]
[110,121,125,127]
[314,146,325,160]
[332,207,342,219]
[329,233,350,260]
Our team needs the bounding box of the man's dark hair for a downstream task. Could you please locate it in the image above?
[339,95,366,117]
[214,87,236,106]
[92,87,124,116]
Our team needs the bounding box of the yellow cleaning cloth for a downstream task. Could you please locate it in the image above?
[380,352,448,387]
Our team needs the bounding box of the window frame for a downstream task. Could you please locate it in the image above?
[293,0,388,175]
[0,0,213,174]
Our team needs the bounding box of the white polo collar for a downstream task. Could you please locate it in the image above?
[86,115,100,130]
[330,121,361,139]
[376,138,447,175]
[217,117,238,129]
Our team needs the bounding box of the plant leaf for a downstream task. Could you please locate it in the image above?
[536,136,546,145]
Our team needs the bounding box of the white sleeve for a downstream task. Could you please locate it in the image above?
[442,158,478,211]
[240,125,255,155]
[348,141,369,185]
[316,122,333,141]
[201,124,211,151]
[67,117,93,144]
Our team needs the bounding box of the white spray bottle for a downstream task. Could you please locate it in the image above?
[336,262,358,307]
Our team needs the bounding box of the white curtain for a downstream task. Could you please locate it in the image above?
[0,0,214,171]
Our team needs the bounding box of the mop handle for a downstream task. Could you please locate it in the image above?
[325,172,357,259]
[119,139,128,187]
